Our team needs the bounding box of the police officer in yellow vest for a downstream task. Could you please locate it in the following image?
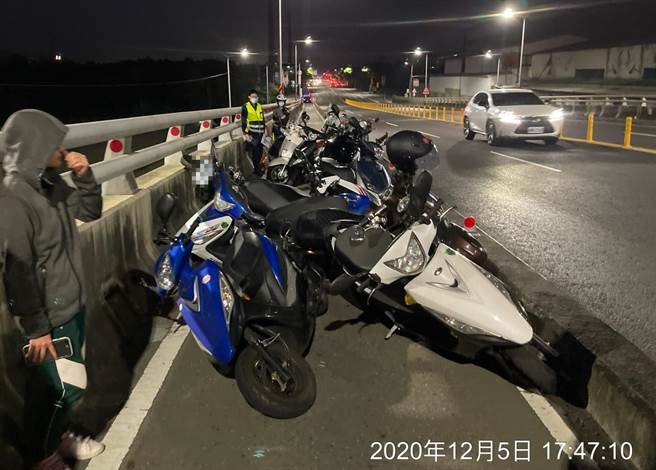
[241,89,266,176]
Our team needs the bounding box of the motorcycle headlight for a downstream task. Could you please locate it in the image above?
[498,111,521,124]
[219,272,234,325]
[156,254,176,291]
[191,222,228,245]
[384,232,426,274]
[433,311,493,336]
[549,108,564,121]
[213,192,235,212]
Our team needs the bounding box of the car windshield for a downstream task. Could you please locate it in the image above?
[491,92,543,106]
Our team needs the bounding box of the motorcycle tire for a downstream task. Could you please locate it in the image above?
[504,344,558,395]
[235,342,316,419]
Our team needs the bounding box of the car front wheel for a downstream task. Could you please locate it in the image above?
[463,118,476,140]
[486,121,500,146]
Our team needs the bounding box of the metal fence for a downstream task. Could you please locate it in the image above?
[346,98,656,155]
[393,94,656,119]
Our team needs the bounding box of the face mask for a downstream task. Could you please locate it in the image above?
[277,101,285,107]
[249,97,258,104]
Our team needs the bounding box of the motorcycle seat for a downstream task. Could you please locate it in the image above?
[320,159,356,184]
[265,196,362,249]
[241,178,306,216]
[334,226,394,274]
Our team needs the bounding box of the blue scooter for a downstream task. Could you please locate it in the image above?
[152,190,322,419]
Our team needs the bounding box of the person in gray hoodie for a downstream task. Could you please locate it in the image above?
[0,109,104,466]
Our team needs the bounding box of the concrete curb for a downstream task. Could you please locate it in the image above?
[481,232,656,470]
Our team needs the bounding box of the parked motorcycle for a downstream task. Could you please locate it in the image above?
[328,169,558,393]
[151,190,322,419]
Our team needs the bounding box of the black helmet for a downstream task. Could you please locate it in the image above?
[386,130,438,173]
[325,134,358,164]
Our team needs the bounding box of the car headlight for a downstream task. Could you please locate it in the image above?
[156,254,176,291]
[213,192,235,212]
[219,272,234,325]
[433,311,493,336]
[549,108,564,121]
[191,222,228,245]
[498,111,521,124]
[384,232,426,274]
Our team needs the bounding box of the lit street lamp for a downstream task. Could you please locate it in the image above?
[225,48,252,108]
[294,36,316,98]
[485,50,503,86]
[502,7,527,86]
[406,47,430,97]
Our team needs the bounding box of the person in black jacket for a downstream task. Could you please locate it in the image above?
[270,94,290,158]
[0,109,104,466]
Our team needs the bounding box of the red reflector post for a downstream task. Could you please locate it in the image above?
[463,216,476,230]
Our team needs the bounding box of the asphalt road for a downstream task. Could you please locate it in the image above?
[89,91,607,470]
[116,296,572,470]
[328,88,656,363]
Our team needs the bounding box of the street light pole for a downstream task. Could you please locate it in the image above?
[517,17,526,86]
[424,53,429,96]
[278,0,283,92]
[496,56,501,86]
[265,64,270,103]
[226,56,232,108]
[408,63,414,96]
[294,43,298,98]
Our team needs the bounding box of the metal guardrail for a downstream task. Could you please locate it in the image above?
[56,102,301,190]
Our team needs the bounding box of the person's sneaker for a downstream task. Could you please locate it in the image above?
[58,432,105,460]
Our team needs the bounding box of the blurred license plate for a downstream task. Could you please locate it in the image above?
[527,126,544,134]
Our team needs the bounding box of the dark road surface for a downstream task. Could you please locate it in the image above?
[330,89,656,363]
[82,88,649,470]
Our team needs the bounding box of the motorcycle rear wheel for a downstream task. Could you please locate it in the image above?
[235,343,316,419]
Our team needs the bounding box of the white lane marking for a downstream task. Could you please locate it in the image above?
[451,210,585,460]
[490,151,562,173]
[311,102,324,123]
[86,324,190,470]
[422,132,441,139]
[384,121,399,127]
[632,132,656,138]
[517,388,582,459]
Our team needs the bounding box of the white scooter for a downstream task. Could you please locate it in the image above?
[329,170,559,393]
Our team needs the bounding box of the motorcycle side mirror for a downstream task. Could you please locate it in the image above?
[373,117,380,123]
[301,111,310,122]
[156,193,178,225]
[408,171,433,220]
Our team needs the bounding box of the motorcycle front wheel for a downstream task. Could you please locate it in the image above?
[235,342,316,419]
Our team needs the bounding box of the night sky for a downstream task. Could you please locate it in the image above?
[2,0,654,68]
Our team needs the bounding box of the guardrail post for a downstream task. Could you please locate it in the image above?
[231,113,243,139]
[442,106,447,121]
[460,108,465,124]
[435,106,439,121]
[450,107,455,123]
[164,125,184,165]
[586,113,595,142]
[102,137,138,196]
[624,117,633,148]
[218,116,233,143]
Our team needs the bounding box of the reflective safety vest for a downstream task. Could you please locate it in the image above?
[245,102,265,134]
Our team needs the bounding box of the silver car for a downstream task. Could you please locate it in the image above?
[463,89,564,146]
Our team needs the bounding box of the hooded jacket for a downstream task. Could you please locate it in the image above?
[0,109,102,338]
